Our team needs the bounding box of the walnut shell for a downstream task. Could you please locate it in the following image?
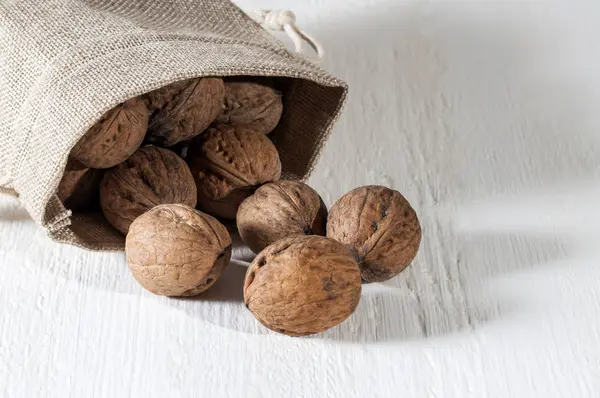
[244,235,361,336]
[144,77,224,146]
[71,98,149,168]
[187,124,281,219]
[216,82,283,135]
[326,185,421,282]
[126,204,232,296]
[57,158,104,211]
[100,146,197,234]
[237,180,327,253]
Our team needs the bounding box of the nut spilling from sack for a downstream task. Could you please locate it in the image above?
[60,76,422,337]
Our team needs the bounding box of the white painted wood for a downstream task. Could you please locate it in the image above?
[2,1,600,396]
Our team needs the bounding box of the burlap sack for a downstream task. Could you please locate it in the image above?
[0,0,347,251]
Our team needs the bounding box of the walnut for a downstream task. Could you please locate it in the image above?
[56,158,104,211]
[244,235,361,336]
[144,77,224,146]
[216,81,283,135]
[71,98,149,168]
[236,180,327,253]
[187,124,281,219]
[99,146,197,234]
[326,185,421,282]
[126,204,232,296]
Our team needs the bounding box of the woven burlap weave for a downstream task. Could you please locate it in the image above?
[0,0,347,251]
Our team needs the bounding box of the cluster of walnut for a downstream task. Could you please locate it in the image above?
[240,183,421,336]
[58,76,422,338]
[60,77,283,225]
[58,76,283,296]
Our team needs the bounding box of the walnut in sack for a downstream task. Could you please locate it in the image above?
[144,77,224,146]
[216,81,283,135]
[100,146,197,234]
[244,235,361,336]
[126,204,232,296]
[237,180,327,253]
[71,98,149,169]
[56,158,103,211]
[187,124,281,219]
[326,185,421,282]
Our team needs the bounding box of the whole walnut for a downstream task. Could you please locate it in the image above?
[327,185,421,282]
[187,124,281,219]
[216,81,283,135]
[244,235,361,336]
[237,180,327,253]
[100,146,197,234]
[126,204,232,296]
[71,98,149,169]
[57,158,104,211]
[144,77,224,146]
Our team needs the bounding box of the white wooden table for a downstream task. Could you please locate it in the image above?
[2,1,600,396]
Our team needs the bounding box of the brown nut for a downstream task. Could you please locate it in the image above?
[216,81,283,135]
[100,146,197,234]
[326,185,421,282]
[237,180,327,253]
[57,158,104,211]
[71,98,149,168]
[144,77,224,146]
[126,204,232,296]
[187,124,281,219]
[244,235,361,336]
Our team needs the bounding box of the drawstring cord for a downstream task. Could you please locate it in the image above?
[0,186,18,198]
[249,9,325,61]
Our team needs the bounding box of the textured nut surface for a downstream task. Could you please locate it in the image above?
[100,146,197,234]
[126,204,232,296]
[216,81,283,135]
[187,124,281,219]
[244,235,361,336]
[144,77,224,146]
[71,98,149,168]
[57,158,104,211]
[237,180,327,253]
[327,185,421,282]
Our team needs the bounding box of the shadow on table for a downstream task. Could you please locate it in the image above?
[315,231,566,343]
[174,259,248,303]
[165,228,566,343]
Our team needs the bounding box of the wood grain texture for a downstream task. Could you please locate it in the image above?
[2,0,600,396]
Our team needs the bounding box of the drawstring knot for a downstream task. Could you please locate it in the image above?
[249,9,325,61]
